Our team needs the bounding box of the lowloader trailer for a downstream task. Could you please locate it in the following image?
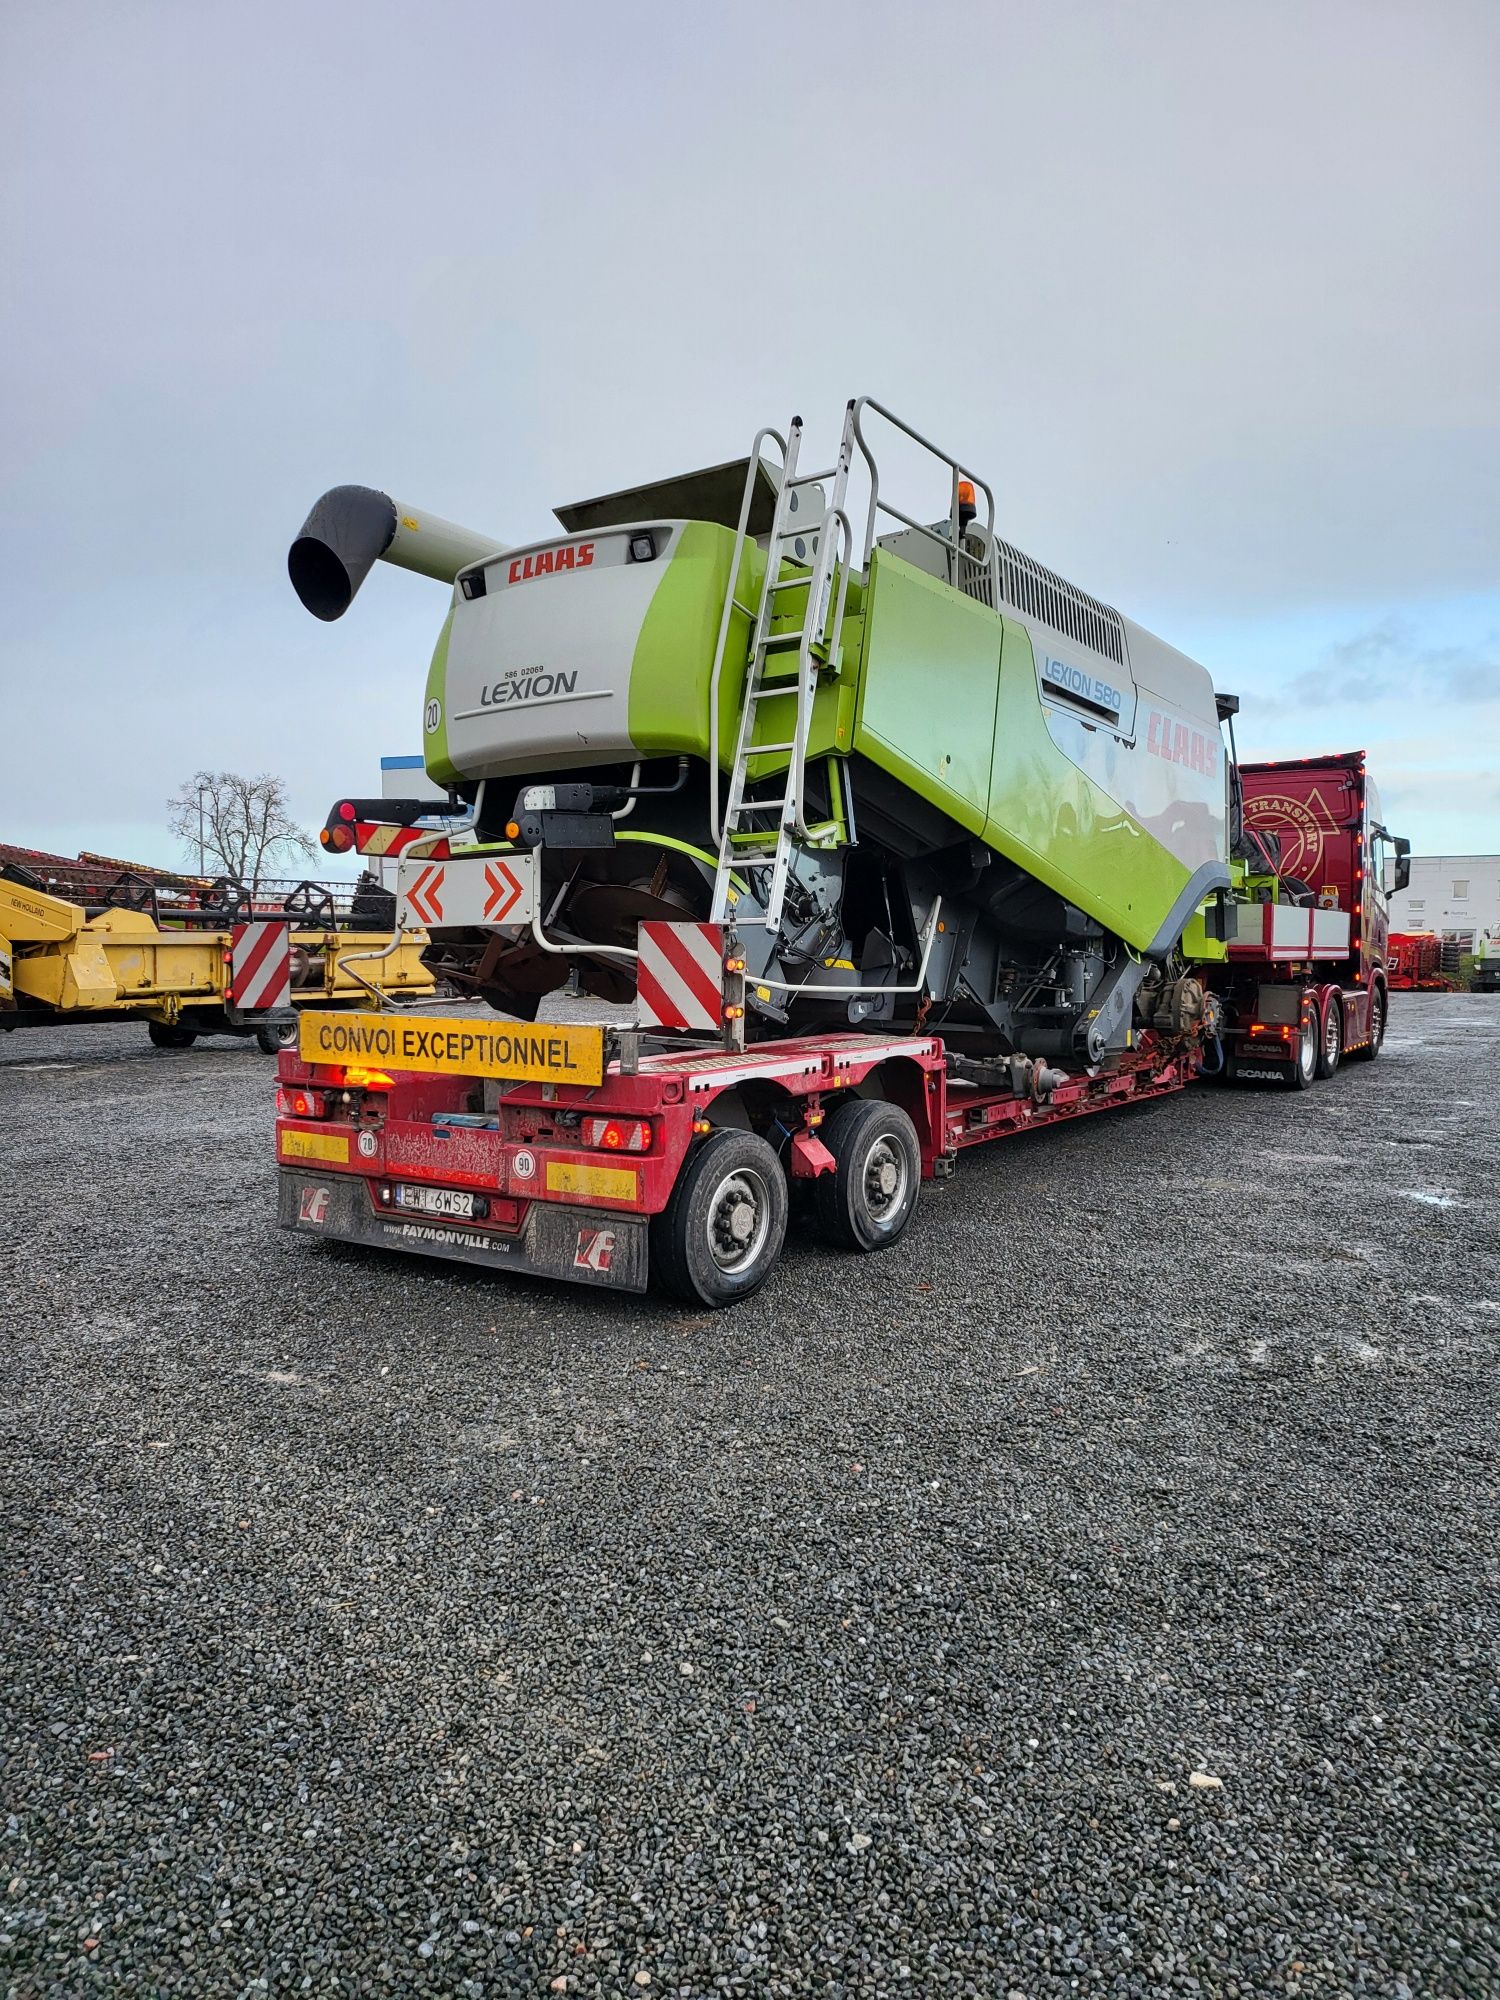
[276,972,1208,1306]
[275,395,1407,1304]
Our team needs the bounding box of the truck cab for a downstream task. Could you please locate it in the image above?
[1206,751,1409,1086]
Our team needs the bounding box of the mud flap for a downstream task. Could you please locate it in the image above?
[277,1171,648,1291]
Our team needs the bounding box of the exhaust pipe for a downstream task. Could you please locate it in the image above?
[288,486,509,621]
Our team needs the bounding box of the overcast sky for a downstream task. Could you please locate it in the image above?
[3,0,1497,873]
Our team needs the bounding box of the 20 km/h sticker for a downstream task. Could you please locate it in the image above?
[298,1009,605,1086]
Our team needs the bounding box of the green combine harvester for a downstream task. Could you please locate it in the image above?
[289,397,1234,1062]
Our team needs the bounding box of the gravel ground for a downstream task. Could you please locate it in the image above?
[2,995,1497,1998]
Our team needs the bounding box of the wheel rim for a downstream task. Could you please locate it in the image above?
[1299,1014,1317,1076]
[861,1134,909,1223]
[1323,1003,1340,1067]
[705,1166,772,1275]
[1372,990,1386,1046]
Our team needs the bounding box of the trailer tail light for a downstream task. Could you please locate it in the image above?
[321,801,359,854]
[342,1066,394,1091]
[581,1116,651,1152]
[278,1086,329,1119]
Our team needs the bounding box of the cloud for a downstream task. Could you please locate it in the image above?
[1281,615,1499,708]
[2,0,1498,866]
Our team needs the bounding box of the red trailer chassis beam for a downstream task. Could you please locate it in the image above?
[944,1044,1196,1151]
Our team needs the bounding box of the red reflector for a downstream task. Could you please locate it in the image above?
[277,1086,328,1119]
[337,800,356,822]
[581,1116,650,1152]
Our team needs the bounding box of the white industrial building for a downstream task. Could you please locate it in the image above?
[1389,854,1500,949]
[380,753,449,807]
[370,755,453,888]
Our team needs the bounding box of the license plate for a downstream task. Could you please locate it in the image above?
[394,1184,483,1219]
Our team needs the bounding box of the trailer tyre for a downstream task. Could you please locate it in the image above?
[256,1021,298,1056]
[147,1021,197,1050]
[650,1129,788,1307]
[1349,983,1387,1062]
[1315,995,1343,1079]
[814,1099,922,1252]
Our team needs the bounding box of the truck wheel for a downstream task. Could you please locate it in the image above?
[1315,995,1343,1079]
[147,1021,197,1050]
[650,1129,788,1307]
[814,1099,921,1251]
[1284,1009,1318,1090]
[1350,984,1387,1061]
[255,1021,298,1055]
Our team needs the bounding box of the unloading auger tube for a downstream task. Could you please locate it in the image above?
[287,396,1240,1064]
[288,486,509,621]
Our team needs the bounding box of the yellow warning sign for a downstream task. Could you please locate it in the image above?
[298,1009,605,1087]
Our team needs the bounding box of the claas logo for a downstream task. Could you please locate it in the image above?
[1145,710,1219,776]
[507,541,595,586]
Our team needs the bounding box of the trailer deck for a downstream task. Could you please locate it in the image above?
[276,1004,1205,1302]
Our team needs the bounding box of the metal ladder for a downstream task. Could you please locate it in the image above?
[709,414,853,930]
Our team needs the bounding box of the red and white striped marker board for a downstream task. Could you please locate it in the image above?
[636,921,725,1032]
[228,921,292,1011]
[357,822,449,860]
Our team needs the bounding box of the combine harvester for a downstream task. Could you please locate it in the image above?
[1471,928,1500,995]
[274,397,1409,1303]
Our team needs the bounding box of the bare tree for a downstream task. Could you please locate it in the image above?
[167,771,314,891]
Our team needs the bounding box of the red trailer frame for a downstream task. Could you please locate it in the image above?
[275,1023,1201,1303]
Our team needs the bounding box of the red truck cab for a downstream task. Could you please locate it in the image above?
[1205,750,1409,1086]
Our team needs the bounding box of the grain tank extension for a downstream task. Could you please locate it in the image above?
[289,398,1234,1061]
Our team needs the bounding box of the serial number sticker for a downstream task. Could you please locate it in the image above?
[545,1160,639,1202]
[298,1010,604,1086]
[280,1129,350,1164]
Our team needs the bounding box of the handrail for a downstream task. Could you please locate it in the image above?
[790,502,852,837]
[748,896,944,998]
[847,395,996,575]
[707,425,788,844]
[530,907,637,962]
